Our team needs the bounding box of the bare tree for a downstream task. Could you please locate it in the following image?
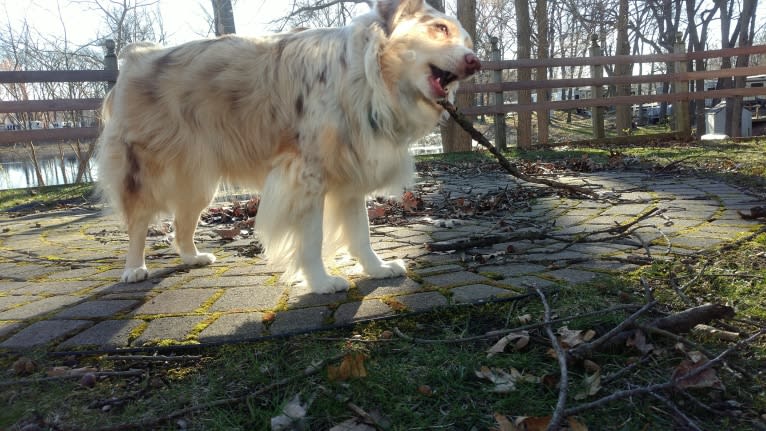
[441,0,478,153]
[535,0,550,145]
[275,0,370,30]
[73,0,166,54]
[515,0,532,149]
[614,0,632,135]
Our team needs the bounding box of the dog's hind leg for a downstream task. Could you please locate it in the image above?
[122,208,152,283]
[172,187,217,267]
[326,193,407,279]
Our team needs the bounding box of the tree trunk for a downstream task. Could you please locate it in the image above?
[211,0,236,36]
[440,0,476,153]
[615,0,632,135]
[515,0,532,149]
[730,0,757,137]
[28,143,46,187]
[535,0,549,145]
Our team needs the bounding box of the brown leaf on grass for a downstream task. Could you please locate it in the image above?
[487,331,530,357]
[476,366,539,393]
[574,369,602,400]
[328,352,368,382]
[583,359,600,373]
[672,351,724,390]
[417,385,433,396]
[626,329,654,354]
[402,191,423,213]
[491,413,518,431]
[384,298,407,312]
[557,326,587,348]
[517,313,533,324]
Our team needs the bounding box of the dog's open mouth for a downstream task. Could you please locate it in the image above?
[428,64,458,99]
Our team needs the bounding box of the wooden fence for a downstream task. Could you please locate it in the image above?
[1,38,766,148]
[459,37,766,148]
[0,41,117,145]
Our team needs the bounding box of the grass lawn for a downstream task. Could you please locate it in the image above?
[2,139,766,430]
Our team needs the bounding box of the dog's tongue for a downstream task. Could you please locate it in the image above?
[429,75,448,98]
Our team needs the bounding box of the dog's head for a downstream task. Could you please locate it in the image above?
[376,0,480,102]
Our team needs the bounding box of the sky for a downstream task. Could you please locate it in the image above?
[0,0,336,47]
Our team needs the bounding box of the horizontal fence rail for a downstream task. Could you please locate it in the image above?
[1,42,765,147]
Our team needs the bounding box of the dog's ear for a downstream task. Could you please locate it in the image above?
[376,0,424,34]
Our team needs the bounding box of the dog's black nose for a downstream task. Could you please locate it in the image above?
[464,53,481,75]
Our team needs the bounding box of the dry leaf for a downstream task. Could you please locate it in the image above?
[328,353,367,382]
[213,227,244,240]
[492,413,518,431]
[402,191,422,213]
[583,359,600,373]
[367,205,387,220]
[626,329,654,354]
[385,299,407,312]
[487,331,530,357]
[567,417,590,430]
[271,394,308,431]
[557,326,586,348]
[673,354,724,390]
[476,366,538,393]
[517,314,533,324]
[574,370,602,400]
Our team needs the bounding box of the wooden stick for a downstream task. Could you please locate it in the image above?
[438,100,601,199]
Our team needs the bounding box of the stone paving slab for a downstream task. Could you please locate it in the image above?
[0,168,763,351]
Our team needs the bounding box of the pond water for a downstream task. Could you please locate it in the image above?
[0,154,95,190]
[0,138,447,191]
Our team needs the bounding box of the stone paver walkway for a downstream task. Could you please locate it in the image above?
[0,168,763,351]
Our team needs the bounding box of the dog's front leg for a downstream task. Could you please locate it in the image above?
[328,193,407,279]
[258,164,350,294]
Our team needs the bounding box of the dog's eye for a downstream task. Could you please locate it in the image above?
[434,23,449,35]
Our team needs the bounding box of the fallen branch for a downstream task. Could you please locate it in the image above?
[535,287,569,431]
[0,369,144,388]
[650,391,704,431]
[75,352,347,431]
[563,327,766,417]
[427,207,662,253]
[104,355,203,362]
[438,100,602,199]
[392,304,640,344]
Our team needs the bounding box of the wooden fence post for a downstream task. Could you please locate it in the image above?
[104,39,117,92]
[491,37,507,151]
[589,34,605,139]
[674,32,690,137]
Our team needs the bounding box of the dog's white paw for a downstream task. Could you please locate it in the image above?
[121,266,149,283]
[306,275,350,294]
[182,252,217,266]
[365,259,407,279]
